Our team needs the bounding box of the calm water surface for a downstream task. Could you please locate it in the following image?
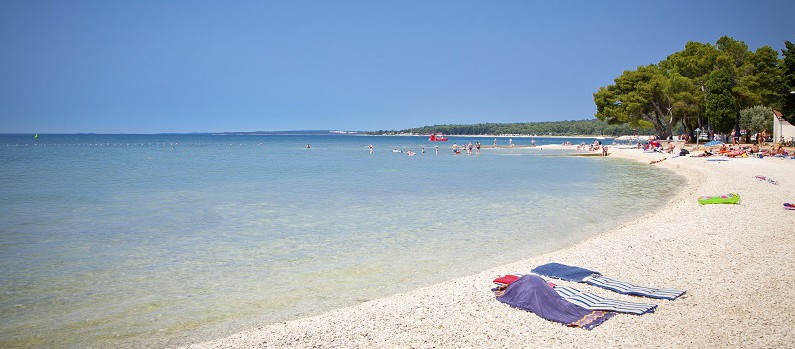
[0,134,679,348]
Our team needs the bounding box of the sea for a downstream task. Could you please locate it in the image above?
[0,134,679,348]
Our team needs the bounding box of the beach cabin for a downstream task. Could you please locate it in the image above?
[773,110,795,143]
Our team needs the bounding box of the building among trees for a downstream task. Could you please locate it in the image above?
[773,110,795,143]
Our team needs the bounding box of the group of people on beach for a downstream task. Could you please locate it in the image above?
[712,143,792,158]
[640,138,793,159]
[571,140,609,156]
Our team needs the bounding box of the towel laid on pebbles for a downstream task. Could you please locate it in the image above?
[494,275,615,330]
[553,285,658,315]
[531,263,686,300]
[493,274,658,315]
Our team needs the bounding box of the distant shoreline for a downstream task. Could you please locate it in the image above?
[358,134,617,139]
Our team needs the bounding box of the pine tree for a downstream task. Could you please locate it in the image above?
[705,68,738,134]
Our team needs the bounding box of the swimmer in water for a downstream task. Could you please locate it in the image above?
[306,144,311,149]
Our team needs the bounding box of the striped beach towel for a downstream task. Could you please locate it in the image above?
[531,263,686,300]
[495,275,615,330]
[554,285,657,315]
[584,275,685,300]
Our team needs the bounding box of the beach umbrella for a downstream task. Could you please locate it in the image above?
[704,140,723,147]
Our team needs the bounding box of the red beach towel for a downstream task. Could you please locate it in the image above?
[493,275,520,285]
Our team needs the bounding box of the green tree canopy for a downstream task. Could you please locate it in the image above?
[661,41,720,136]
[740,105,773,140]
[705,68,738,134]
[782,40,795,123]
[594,36,786,138]
[593,64,678,139]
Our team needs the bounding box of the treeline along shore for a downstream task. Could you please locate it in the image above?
[366,119,657,137]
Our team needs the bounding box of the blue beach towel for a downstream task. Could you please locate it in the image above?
[495,275,615,330]
[531,263,686,300]
[554,285,657,315]
[530,263,598,282]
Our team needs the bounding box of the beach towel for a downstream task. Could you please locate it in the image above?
[531,263,686,300]
[493,274,520,286]
[495,275,615,330]
[494,273,658,314]
[585,275,685,300]
[754,175,779,185]
[553,285,658,315]
[531,263,597,282]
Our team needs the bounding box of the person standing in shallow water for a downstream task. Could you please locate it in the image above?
[306,144,311,149]
[369,144,373,153]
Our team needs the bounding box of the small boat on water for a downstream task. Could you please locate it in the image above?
[429,134,448,142]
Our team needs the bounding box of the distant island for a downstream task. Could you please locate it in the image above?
[366,119,657,137]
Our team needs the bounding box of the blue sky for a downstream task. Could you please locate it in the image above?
[1,1,793,133]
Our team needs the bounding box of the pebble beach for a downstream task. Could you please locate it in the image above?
[188,147,795,348]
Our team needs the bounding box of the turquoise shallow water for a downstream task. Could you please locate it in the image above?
[0,134,679,348]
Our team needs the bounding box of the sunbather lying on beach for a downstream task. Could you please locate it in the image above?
[726,150,746,158]
[694,150,713,157]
